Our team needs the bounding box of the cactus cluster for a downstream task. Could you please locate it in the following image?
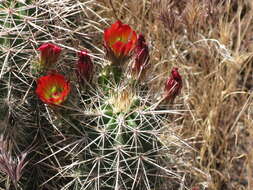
[42,20,182,190]
[0,1,184,189]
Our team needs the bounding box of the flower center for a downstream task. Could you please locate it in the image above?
[115,36,128,44]
[49,85,62,98]
[116,37,122,42]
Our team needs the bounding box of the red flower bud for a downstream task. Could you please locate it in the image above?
[76,50,93,85]
[104,20,137,64]
[164,68,182,103]
[38,43,62,70]
[132,34,150,79]
[36,73,70,105]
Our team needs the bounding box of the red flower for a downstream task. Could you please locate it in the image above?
[38,43,62,69]
[164,68,182,103]
[132,34,150,79]
[76,50,93,85]
[36,73,70,105]
[104,20,137,63]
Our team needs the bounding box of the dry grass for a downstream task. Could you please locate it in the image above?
[0,0,252,189]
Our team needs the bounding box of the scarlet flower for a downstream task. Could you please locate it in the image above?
[132,34,150,79]
[104,20,137,63]
[76,50,93,85]
[164,68,182,103]
[38,43,62,69]
[36,73,70,105]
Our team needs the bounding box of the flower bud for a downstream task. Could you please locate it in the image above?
[132,34,150,79]
[164,67,182,103]
[76,50,93,85]
[38,43,62,70]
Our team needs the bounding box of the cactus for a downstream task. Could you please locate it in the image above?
[0,0,109,189]
[54,79,182,190]
[48,20,183,190]
[71,87,177,190]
